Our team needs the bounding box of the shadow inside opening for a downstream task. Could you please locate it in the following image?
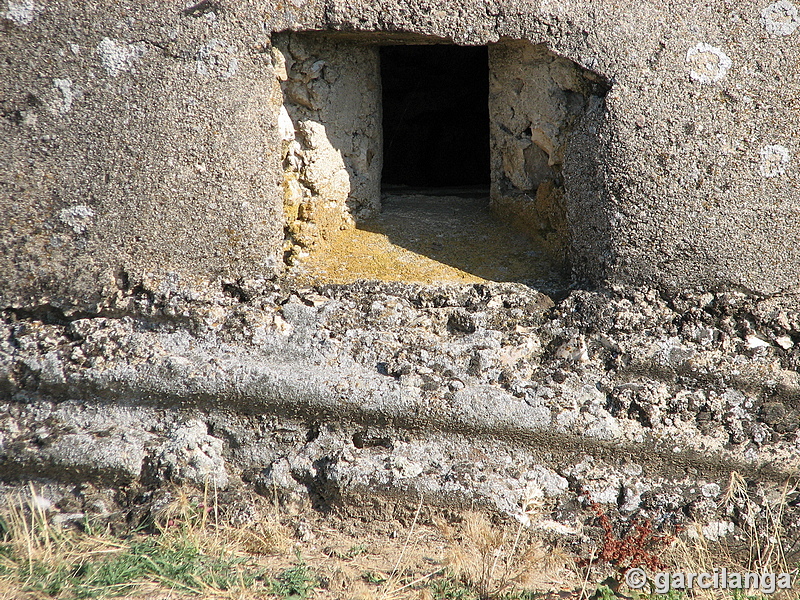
[380,44,490,193]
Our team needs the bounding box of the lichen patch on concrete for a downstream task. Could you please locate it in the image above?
[196,39,239,79]
[760,144,791,177]
[53,78,73,114]
[58,205,95,234]
[686,43,732,84]
[2,0,38,25]
[761,0,799,35]
[96,38,146,77]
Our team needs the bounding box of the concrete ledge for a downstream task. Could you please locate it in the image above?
[2,283,799,542]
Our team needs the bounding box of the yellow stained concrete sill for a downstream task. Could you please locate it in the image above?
[288,193,563,286]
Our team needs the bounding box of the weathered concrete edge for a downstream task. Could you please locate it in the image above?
[21,352,799,486]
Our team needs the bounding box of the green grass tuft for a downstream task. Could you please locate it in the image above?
[3,533,268,598]
[270,562,317,599]
[430,574,477,600]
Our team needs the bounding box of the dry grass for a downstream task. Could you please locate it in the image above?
[1,484,453,600]
[153,486,292,557]
[0,483,133,599]
[3,475,796,600]
[438,494,579,600]
[661,471,799,600]
[444,511,526,599]
[721,472,795,578]
[0,483,293,600]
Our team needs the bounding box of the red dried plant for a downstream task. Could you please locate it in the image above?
[582,502,673,575]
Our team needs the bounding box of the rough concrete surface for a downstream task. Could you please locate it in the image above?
[489,39,606,264]
[1,0,284,312]
[276,33,382,259]
[272,0,799,295]
[1,0,800,563]
[2,280,800,552]
[2,0,798,307]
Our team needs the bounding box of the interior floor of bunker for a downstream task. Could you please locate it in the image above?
[287,192,569,291]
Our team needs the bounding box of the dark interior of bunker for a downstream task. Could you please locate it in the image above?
[380,45,490,191]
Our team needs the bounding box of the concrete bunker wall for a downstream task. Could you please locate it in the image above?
[275,33,382,262]
[0,0,798,312]
[0,1,286,313]
[1,0,800,558]
[274,32,607,271]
